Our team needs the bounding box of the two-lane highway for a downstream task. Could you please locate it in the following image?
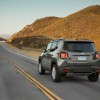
[0,43,100,100]
[0,44,49,100]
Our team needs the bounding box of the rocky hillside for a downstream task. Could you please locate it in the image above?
[8,5,100,50]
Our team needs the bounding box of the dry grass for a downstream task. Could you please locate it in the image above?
[4,43,41,59]
[8,5,100,51]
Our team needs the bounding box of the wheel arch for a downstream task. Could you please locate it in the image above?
[38,56,42,63]
[51,59,58,70]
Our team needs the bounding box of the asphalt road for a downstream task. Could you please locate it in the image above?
[0,42,100,100]
[0,44,48,100]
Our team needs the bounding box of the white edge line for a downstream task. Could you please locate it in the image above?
[1,43,38,61]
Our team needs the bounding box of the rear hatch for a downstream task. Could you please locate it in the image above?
[63,41,96,63]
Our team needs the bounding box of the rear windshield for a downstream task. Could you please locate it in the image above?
[63,42,96,52]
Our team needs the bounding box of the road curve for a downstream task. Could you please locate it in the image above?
[0,43,100,100]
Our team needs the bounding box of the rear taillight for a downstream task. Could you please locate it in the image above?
[63,68,69,73]
[96,53,100,59]
[60,52,68,59]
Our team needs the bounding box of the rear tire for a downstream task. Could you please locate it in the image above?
[38,62,45,75]
[51,65,61,82]
[88,73,99,82]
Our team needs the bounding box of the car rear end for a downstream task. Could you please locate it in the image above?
[59,40,100,77]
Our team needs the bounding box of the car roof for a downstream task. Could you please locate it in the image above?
[64,40,94,43]
[50,39,94,43]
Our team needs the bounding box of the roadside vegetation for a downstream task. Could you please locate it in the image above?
[0,37,6,41]
[9,36,52,49]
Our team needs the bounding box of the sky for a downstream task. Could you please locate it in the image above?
[0,0,100,36]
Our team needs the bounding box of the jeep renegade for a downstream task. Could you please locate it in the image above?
[38,39,100,82]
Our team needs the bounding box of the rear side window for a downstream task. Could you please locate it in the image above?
[63,42,96,52]
[46,42,52,51]
[51,41,58,50]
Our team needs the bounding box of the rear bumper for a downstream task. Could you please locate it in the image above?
[58,66,100,76]
[57,59,100,76]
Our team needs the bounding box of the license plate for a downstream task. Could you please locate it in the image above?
[78,56,86,60]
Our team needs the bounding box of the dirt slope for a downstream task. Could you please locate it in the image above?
[8,5,100,51]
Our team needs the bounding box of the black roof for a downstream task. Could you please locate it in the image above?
[51,39,94,43]
[64,39,94,43]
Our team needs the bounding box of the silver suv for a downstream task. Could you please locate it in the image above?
[38,39,100,82]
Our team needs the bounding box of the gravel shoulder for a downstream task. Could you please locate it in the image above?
[2,42,41,59]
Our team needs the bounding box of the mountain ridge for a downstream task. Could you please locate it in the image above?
[8,5,100,51]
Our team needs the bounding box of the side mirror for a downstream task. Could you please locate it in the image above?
[41,47,46,53]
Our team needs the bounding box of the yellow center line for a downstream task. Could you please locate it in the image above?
[8,59,62,100]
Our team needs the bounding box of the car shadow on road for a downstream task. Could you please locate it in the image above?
[62,76,89,82]
[61,76,100,93]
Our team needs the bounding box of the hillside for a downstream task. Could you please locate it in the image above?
[8,5,100,51]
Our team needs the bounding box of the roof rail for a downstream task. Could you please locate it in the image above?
[58,38,64,40]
